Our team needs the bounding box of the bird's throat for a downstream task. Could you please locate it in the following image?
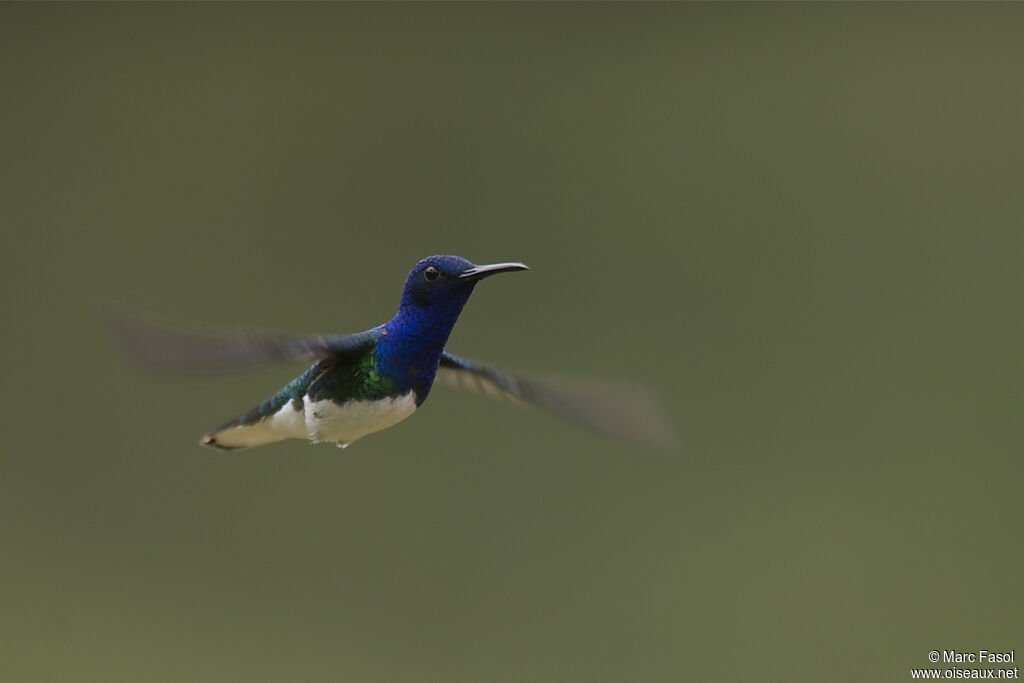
[376,304,466,401]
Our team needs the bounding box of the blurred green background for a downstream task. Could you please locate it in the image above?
[2,4,1021,681]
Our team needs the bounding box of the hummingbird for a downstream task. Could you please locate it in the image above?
[109,255,674,450]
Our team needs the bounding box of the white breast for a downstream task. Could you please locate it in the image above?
[304,391,418,447]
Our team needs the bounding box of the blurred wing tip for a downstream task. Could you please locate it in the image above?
[101,305,290,374]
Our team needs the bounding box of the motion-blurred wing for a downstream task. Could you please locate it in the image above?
[105,307,377,373]
[437,352,677,449]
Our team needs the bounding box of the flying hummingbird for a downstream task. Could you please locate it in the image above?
[109,255,674,450]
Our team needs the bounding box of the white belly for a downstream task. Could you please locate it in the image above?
[265,399,307,439]
[203,392,418,451]
[304,391,418,447]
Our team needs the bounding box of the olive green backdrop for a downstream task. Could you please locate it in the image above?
[2,4,1020,682]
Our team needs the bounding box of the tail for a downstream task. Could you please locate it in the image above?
[200,417,291,451]
[200,370,317,451]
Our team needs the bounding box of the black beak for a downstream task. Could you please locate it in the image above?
[458,261,530,281]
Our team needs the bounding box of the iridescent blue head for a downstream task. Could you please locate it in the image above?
[379,255,529,400]
[398,255,528,313]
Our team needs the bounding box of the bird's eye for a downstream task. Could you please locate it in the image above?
[424,266,440,282]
